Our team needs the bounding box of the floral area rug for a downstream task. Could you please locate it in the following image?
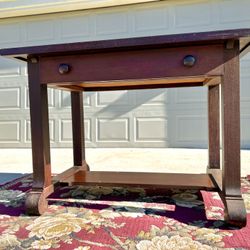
[0,175,250,250]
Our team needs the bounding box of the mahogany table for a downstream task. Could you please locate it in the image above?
[1,29,250,226]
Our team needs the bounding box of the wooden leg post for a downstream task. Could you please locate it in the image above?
[208,85,220,169]
[71,91,89,170]
[221,41,246,226]
[207,85,222,189]
[26,57,53,215]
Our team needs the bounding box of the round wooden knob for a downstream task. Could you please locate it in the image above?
[183,55,196,67]
[58,64,70,74]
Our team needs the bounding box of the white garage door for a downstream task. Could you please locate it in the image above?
[0,0,250,148]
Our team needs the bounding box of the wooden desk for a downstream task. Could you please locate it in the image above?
[1,29,250,226]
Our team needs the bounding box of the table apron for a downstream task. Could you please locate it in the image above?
[39,44,224,86]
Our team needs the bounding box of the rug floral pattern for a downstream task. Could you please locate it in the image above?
[0,176,249,249]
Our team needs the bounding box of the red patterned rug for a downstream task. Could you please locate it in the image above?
[0,175,249,249]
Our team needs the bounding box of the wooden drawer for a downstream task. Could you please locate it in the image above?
[39,44,224,85]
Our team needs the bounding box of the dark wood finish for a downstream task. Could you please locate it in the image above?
[62,171,216,189]
[207,85,220,169]
[39,45,223,85]
[0,29,248,225]
[54,166,82,182]
[220,41,246,226]
[71,92,89,170]
[208,169,222,191]
[25,57,53,215]
[1,29,250,59]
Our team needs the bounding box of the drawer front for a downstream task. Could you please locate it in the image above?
[39,45,224,85]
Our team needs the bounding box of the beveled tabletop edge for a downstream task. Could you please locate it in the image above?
[1,28,250,59]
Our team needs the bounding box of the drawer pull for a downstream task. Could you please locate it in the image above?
[183,55,196,67]
[59,64,70,74]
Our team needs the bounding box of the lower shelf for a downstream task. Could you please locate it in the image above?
[60,170,217,189]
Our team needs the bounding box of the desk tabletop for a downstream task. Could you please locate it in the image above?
[1,29,250,60]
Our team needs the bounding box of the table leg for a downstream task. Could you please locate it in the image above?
[71,91,89,170]
[25,57,53,215]
[221,41,246,226]
[207,85,220,170]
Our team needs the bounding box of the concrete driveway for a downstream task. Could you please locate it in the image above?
[0,148,249,177]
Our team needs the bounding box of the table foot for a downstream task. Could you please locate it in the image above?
[25,184,54,216]
[25,190,48,216]
[223,195,247,227]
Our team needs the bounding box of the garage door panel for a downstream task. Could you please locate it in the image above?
[0,87,21,110]
[135,117,168,142]
[134,6,169,34]
[60,14,91,40]
[26,19,55,43]
[174,115,208,148]
[219,0,250,24]
[95,11,128,37]
[97,118,129,142]
[59,118,91,143]
[175,1,212,28]
[0,120,20,143]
